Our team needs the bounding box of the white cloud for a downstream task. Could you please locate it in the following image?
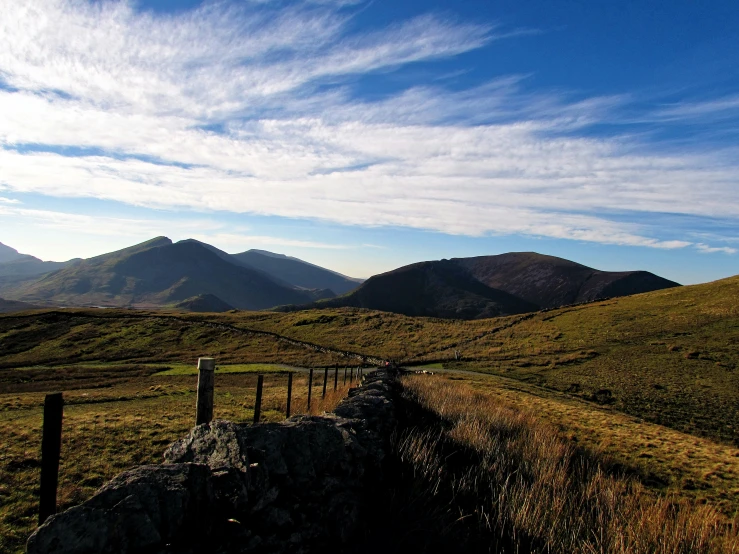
[695,243,737,255]
[0,204,352,260]
[0,0,737,254]
[189,233,350,250]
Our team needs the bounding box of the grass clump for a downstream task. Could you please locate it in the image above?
[394,374,737,553]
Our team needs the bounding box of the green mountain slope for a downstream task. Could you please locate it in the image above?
[232,249,362,295]
[7,237,319,310]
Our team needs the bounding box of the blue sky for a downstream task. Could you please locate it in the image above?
[0,0,737,283]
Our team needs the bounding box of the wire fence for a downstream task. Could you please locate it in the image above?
[0,365,369,554]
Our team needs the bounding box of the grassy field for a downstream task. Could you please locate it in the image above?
[0,364,357,554]
[151,362,299,376]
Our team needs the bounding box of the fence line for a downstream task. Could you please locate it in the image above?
[2,361,374,545]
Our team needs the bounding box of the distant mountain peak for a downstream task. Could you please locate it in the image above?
[0,242,23,263]
[280,252,680,320]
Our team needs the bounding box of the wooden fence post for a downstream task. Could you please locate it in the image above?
[307,368,314,411]
[39,392,63,525]
[322,367,328,398]
[286,372,293,418]
[334,365,339,391]
[196,358,216,425]
[253,375,264,424]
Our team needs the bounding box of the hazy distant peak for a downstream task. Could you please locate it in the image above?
[0,242,23,263]
[248,249,296,260]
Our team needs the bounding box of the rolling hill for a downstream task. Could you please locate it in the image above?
[284,252,680,319]
[4,237,327,310]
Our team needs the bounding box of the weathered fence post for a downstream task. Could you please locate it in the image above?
[322,367,328,398]
[334,365,339,391]
[196,358,216,425]
[286,372,293,418]
[307,368,314,411]
[253,374,264,424]
[39,392,63,525]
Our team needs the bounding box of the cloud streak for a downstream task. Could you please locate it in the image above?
[0,0,737,256]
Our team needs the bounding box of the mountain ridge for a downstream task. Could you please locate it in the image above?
[4,238,325,310]
[280,252,681,319]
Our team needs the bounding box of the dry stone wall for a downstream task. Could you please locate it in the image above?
[27,370,396,554]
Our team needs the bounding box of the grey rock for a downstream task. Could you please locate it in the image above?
[28,463,215,554]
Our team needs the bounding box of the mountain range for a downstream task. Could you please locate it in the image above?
[0,239,680,318]
[0,238,361,311]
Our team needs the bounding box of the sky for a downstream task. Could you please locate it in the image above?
[1,0,738,283]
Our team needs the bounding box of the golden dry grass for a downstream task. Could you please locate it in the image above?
[441,371,739,517]
[0,367,357,554]
[398,374,738,553]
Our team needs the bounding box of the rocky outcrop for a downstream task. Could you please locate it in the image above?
[27,371,396,554]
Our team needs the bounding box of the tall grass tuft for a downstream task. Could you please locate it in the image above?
[397,375,737,553]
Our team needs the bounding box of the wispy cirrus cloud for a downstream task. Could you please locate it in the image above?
[0,0,737,257]
[652,95,739,121]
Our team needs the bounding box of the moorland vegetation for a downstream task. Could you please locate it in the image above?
[0,274,737,552]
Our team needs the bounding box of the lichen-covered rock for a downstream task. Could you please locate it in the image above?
[27,370,396,554]
[164,420,249,472]
[27,463,215,554]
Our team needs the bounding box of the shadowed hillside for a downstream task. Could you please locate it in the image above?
[0,298,43,313]
[174,293,234,312]
[280,253,680,319]
[297,260,538,319]
[455,252,681,308]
